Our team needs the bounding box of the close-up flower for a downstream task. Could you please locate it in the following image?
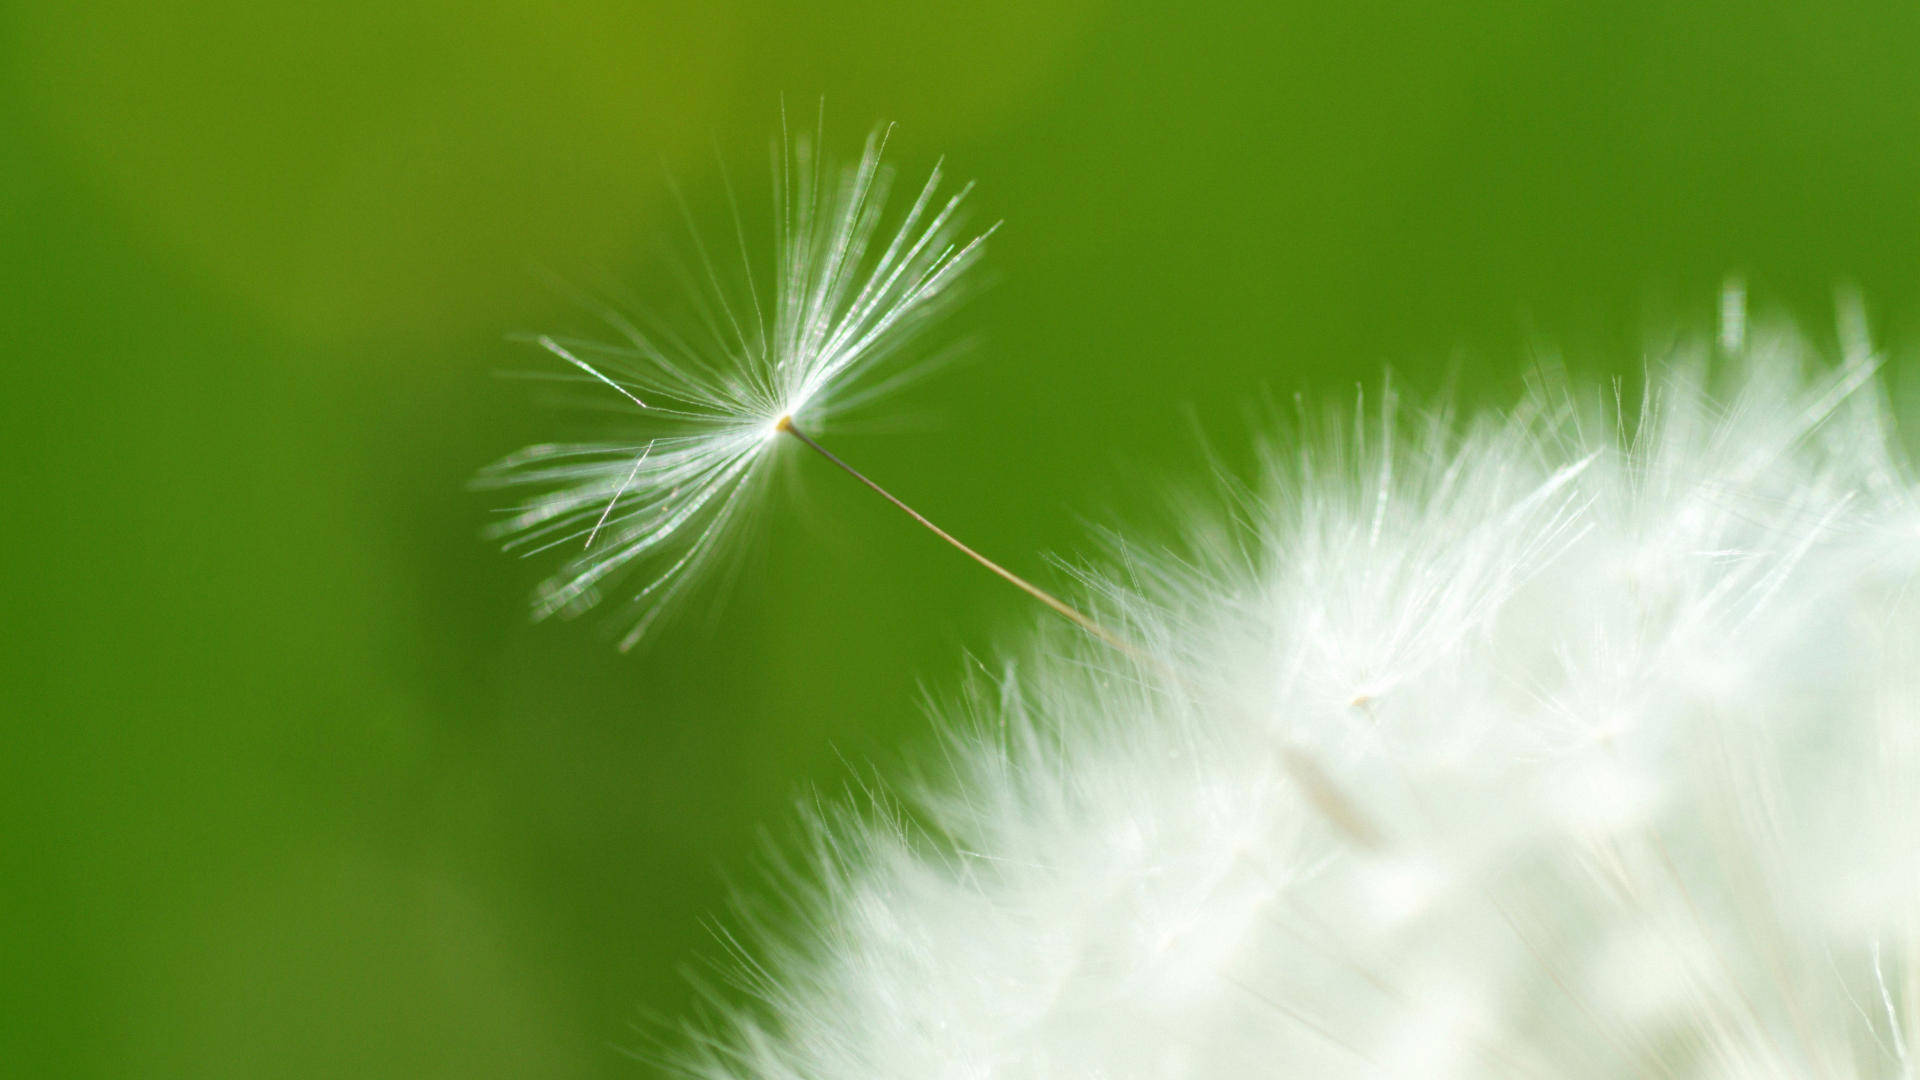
[672,313,1920,1078]
[17,4,1920,1078]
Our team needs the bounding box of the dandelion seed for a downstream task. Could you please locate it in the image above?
[477,120,1108,649]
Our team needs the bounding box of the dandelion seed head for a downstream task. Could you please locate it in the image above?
[678,308,1920,1079]
[476,120,990,646]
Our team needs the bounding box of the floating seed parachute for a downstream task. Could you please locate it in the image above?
[478,122,989,648]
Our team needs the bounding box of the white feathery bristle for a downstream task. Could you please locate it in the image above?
[477,121,990,647]
[680,308,1920,1079]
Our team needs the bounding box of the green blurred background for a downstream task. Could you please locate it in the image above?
[7,1,1920,1075]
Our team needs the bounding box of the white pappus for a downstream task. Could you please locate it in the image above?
[674,300,1920,1079]
[477,120,992,648]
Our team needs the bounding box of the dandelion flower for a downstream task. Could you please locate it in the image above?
[677,303,1920,1079]
[477,120,1025,648]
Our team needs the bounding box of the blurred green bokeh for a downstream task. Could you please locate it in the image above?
[7,2,1919,1075]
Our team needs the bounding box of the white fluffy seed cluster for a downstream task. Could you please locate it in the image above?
[682,315,1920,1079]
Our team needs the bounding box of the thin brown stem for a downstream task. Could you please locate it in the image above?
[777,416,1383,850]
[777,416,1132,653]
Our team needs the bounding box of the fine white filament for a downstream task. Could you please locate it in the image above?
[478,121,990,648]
